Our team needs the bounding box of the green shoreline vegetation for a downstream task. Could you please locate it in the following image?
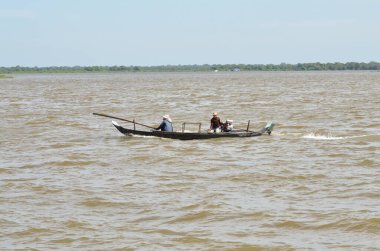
[1,62,379,74]
[0,74,13,78]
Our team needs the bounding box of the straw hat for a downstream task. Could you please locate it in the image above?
[162,114,172,122]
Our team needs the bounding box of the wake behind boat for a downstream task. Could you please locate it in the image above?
[93,113,274,140]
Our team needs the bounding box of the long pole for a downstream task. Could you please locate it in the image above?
[93,113,156,129]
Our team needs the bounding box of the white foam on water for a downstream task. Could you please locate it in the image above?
[303,133,343,140]
[302,133,370,140]
[129,134,157,139]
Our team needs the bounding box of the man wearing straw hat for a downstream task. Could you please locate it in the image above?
[156,114,173,132]
[210,112,222,133]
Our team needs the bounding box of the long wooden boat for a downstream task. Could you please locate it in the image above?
[112,121,274,140]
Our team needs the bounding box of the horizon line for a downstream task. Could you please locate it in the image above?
[1,61,379,68]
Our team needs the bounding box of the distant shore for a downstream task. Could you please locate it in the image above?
[1,62,379,74]
[0,74,13,78]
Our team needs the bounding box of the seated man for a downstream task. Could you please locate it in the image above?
[156,114,173,132]
[222,120,234,132]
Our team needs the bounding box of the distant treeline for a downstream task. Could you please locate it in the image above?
[0,74,13,78]
[1,62,379,73]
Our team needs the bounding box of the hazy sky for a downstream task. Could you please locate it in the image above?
[1,0,379,66]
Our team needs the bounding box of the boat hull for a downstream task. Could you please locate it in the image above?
[112,121,263,140]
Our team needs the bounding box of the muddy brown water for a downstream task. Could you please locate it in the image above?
[1,71,379,250]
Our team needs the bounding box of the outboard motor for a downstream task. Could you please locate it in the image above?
[264,122,275,135]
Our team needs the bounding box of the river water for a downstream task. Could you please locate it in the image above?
[1,72,379,250]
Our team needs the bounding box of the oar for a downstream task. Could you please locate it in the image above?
[93,113,156,129]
